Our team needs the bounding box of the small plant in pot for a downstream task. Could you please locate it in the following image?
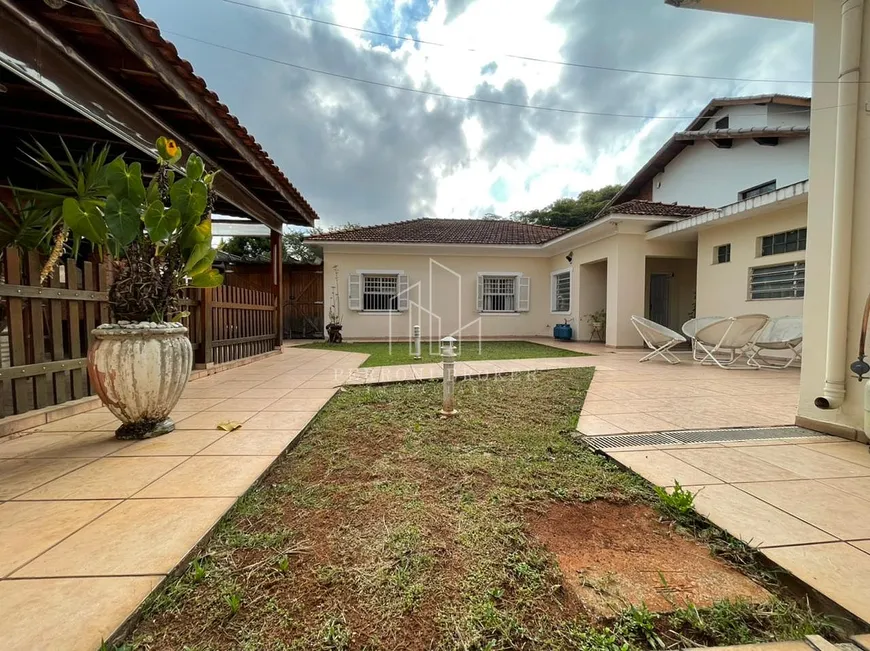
[14,137,222,439]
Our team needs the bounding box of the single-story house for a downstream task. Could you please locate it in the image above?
[309,95,810,349]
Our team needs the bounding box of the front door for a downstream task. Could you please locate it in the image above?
[649,273,672,328]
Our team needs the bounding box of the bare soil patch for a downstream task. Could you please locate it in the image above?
[529,501,770,617]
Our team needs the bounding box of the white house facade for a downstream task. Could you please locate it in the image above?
[310,94,809,355]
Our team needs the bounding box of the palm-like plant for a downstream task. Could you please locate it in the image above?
[7,136,223,322]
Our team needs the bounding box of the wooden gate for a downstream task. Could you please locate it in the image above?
[285,265,323,339]
[225,262,323,339]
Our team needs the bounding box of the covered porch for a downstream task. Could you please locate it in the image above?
[0,0,319,425]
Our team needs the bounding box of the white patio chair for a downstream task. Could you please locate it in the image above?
[631,315,687,365]
[682,316,726,361]
[746,316,803,369]
[693,314,770,369]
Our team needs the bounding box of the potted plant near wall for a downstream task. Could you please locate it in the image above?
[11,137,222,439]
[585,308,606,343]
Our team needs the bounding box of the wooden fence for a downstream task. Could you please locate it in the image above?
[0,248,279,418]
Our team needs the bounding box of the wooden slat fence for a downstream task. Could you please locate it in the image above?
[0,248,278,419]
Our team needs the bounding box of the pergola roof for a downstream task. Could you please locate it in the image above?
[0,0,317,231]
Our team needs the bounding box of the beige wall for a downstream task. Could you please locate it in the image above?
[322,251,562,341]
[795,0,868,440]
[695,203,806,322]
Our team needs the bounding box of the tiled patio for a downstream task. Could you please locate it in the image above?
[602,435,870,624]
[1,338,867,648]
[0,346,366,651]
[573,346,801,435]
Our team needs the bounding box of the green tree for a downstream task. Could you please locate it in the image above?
[513,184,623,229]
[220,223,359,264]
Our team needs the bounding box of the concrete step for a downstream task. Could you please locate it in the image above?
[684,636,866,651]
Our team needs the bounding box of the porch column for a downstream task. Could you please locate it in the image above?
[271,229,284,349]
[605,235,646,347]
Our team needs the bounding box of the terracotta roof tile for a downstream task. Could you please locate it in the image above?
[111,0,318,224]
[307,218,569,245]
[602,200,709,218]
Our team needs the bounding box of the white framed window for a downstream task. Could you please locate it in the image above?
[740,180,776,201]
[714,243,731,264]
[477,273,530,313]
[348,271,408,312]
[749,261,805,300]
[551,269,571,313]
[759,227,806,257]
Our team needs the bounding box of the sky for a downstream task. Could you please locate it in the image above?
[137,0,812,229]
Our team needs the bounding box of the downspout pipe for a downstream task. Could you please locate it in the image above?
[816,0,865,410]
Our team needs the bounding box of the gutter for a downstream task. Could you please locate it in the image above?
[816,0,864,410]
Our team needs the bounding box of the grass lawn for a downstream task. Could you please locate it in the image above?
[298,339,587,367]
[124,370,836,651]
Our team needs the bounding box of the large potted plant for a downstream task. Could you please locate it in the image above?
[12,137,222,439]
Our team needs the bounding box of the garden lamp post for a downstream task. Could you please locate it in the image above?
[440,336,458,416]
[413,324,422,360]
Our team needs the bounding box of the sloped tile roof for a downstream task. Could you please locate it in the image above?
[602,200,709,218]
[307,218,570,245]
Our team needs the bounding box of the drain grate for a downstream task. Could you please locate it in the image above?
[584,426,826,451]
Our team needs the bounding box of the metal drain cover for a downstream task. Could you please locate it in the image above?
[583,426,826,451]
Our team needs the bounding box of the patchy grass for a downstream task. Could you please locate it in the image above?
[298,339,587,367]
[123,370,837,651]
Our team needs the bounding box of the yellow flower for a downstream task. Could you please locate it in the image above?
[165,139,178,158]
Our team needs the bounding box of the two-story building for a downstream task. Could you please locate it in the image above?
[309,94,810,348]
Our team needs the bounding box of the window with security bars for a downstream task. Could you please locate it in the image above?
[749,262,805,300]
[760,228,806,256]
[552,271,571,312]
[362,275,398,311]
[482,276,516,312]
[715,244,731,264]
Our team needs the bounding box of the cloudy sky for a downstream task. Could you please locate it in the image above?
[137,0,812,228]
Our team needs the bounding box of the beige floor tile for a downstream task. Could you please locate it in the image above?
[0,458,92,499]
[576,415,626,435]
[243,411,318,431]
[173,398,224,412]
[0,433,73,458]
[0,500,120,576]
[597,412,679,433]
[851,540,870,554]
[739,480,870,540]
[668,447,804,483]
[609,450,722,486]
[133,455,275,498]
[264,397,331,411]
[763,542,870,622]
[235,387,293,399]
[284,387,337,398]
[819,476,870,501]
[0,576,162,651]
[109,430,226,457]
[173,411,257,430]
[809,442,870,468]
[739,444,870,479]
[17,457,184,500]
[203,398,279,411]
[691,484,836,548]
[23,431,135,459]
[13,497,235,577]
[27,412,119,433]
[199,430,301,456]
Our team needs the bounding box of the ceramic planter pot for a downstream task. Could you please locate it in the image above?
[88,322,193,439]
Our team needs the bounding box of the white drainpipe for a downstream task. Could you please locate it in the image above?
[816,0,865,410]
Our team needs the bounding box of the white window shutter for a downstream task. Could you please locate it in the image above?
[477,275,484,312]
[397,274,409,311]
[348,273,361,311]
[518,276,530,312]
